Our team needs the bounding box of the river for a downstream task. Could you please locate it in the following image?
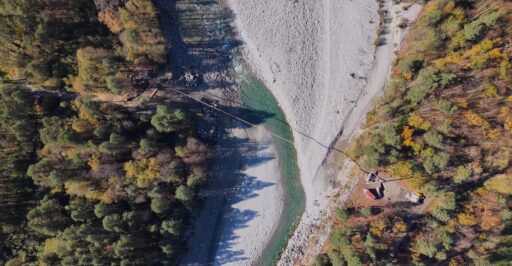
[235,63,305,265]
[153,0,305,265]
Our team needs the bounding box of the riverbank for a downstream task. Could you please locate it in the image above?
[224,0,422,264]
[179,83,290,266]
[209,117,285,266]
[225,0,377,227]
[236,67,304,266]
[153,1,294,264]
[281,1,423,264]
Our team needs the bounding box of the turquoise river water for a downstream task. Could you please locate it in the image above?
[234,63,306,266]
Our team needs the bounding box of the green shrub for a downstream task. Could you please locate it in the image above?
[431,192,456,222]
[102,214,123,232]
[438,120,453,135]
[397,57,424,75]
[423,151,450,174]
[462,11,502,44]
[468,250,491,266]
[482,82,498,97]
[341,247,362,266]
[433,152,450,171]
[186,174,205,188]
[406,67,445,104]
[387,77,407,93]
[360,207,372,216]
[417,28,442,52]
[364,233,378,261]
[373,38,383,46]
[364,233,377,249]
[413,235,438,258]
[106,75,123,94]
[463,22,487,44]
[312,254,331,266]
[435,251,447,261]
[330,227,353,248]
[441,16,462,37]
[437,231,453,250]
[436,99,457,115]
[151,105,186,133]
[499,58,511,81]
[439,72,457,87]
[139,138,158,157]
[380,125,400,148]
[423,159,436,175]
[421,10,444,26]
[421,148,435,159]
[327,250,346,266]
[336,208,349,221]
[384,148,399,164]
[432,207,450,222]
[357,144,382,169]
[416,67,441,91]
[454,165,472,183]
[424,130,443,148]
[406,87,428,105]
[440,192,456,210]
[484,174,512,194]
[175,185,194,202]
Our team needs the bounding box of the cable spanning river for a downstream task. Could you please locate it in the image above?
[235,62,305,265]
[154,0,305,265]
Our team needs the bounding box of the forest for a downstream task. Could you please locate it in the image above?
[314,0,512,265]
[0,0,210,265]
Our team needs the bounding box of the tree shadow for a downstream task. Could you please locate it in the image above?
[153,1,284,265]
[154,0,242,84]
[153,0,190,76]
[209,135,277,265]
[212,209,257,264]
[181,123,278,265]
[155,0,337,153]
[490,221,512,263]
[216,121,279,260]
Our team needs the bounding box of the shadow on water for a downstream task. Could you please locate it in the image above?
[155,0,330,149]
[167,96,280,265]
[161,94,280,265]
[154,0,306,265]
[153,0,294,265]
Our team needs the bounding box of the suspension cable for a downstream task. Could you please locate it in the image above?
[161,84,370,173]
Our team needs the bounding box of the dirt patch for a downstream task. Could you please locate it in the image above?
[345,170,422,208]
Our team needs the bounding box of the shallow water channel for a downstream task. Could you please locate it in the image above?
[234,63,305,266]
[154,0,305,264]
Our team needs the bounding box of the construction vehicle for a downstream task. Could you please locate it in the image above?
[406,192,425,204]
